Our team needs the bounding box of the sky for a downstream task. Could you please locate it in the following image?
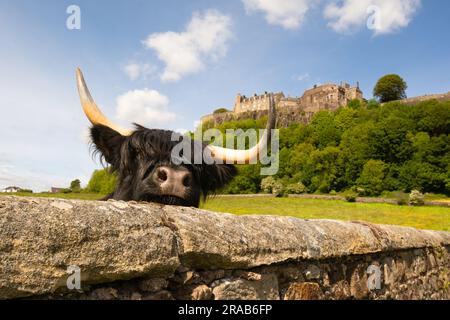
[0,0,449,191]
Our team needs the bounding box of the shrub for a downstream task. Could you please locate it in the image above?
[329,190,337,196]
[391,191,409,206]
[409,190,425,206]
[19,189,33,193]
[260,177,277,194]
[356,187,366,196]
[343,190,358,203]
[285,182,307,195]
[260,177,285,196]
[61,188,72,194]
[272,181,285,197]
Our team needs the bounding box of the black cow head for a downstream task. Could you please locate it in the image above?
[76,68,276,207]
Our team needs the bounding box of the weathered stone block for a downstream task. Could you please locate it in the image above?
[284,282,322,300]
[212,274,279,300]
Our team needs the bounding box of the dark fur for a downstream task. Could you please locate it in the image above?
[90,124,237,207]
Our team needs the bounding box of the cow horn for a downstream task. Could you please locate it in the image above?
[206,95,277,163]
[76,68,132,136]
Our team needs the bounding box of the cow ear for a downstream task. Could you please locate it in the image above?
[201,164,238,194]
[90,125,126,166]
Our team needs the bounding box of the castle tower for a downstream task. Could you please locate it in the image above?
[234,93,242,113]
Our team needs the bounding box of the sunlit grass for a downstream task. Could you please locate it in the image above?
[201,196,450,231]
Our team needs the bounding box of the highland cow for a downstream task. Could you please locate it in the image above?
[76,68,276,207]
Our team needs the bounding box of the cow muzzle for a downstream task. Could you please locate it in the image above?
[152,166,193,199]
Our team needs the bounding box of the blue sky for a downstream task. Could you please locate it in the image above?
[0,0,449,191]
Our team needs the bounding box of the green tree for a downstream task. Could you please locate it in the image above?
[86,169,117,194]
[308,146,341,193]
[356,160,387,196]
[213,108,230,114]
[198,99,450,197]
[347,99,362,110]
[70,179,81,193]
[310,111,341,149]
[373,74,407,103]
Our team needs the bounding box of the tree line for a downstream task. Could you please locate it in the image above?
[218,98,450,197]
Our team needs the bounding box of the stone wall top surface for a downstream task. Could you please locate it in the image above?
[0,196,449,299]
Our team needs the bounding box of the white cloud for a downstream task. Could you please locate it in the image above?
[123,63,157,81]
[294,73,310,81]
[324,0,421,35]
[115,89,176,128]
[0,161,70,192]
[143,10,233,82]
[243,0,315,30]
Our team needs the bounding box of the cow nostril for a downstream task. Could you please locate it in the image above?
[157,169,168,182]
[182,175,192,187]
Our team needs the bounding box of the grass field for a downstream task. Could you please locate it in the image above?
[201,196,450,232]
[1,193,449,231]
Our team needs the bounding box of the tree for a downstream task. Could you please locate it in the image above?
[70,179,81,192]
[356,160,387,196]
[86,169,117,194]
[373,74,407,103]
[213,108,230,114]
[198,99,450,197]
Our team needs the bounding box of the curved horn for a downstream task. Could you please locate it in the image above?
[76,68,132,136]
[207,95,277,163]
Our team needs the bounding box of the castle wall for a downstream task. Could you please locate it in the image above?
[388,92,450,106]
[233,82,363,115]
[234,92,284,113]
[300,83,362,113]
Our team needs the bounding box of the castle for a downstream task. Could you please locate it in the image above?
[201,81,363,127]
[201,81,450,128]
[233,82,363,114]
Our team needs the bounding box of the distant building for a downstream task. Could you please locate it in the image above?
[2,186,21,193]
[231,81,363,114]
[200,84,450,128]
[51,187,64,193]
[300,82,363,112]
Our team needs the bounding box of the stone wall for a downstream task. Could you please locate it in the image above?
[300,83,363,112]
[1,196,449,300]
[234,92,285,113]
[389,91,450,106]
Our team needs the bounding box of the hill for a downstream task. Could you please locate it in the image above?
[207,99,450,196]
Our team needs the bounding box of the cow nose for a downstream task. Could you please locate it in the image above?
[153,166,192,198]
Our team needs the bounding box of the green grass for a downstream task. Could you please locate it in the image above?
[201,196,450,231]
[2,193,449,231]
